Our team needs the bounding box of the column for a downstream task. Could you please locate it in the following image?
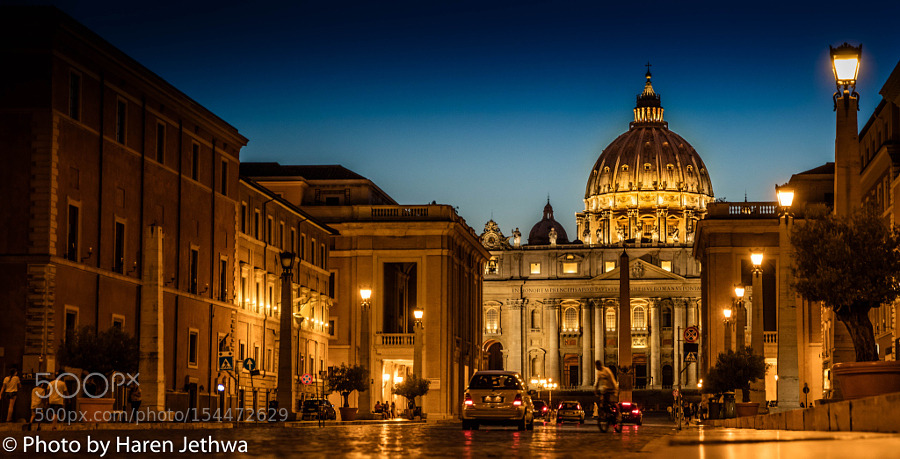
[673,298,685,387]
[581,300,592,387]
[139,224,166,413]
[592,299,603,370]
[547,300,560,383]
[686,300,698,387]
[521,299,528,375]
[650,299,660,389]
[778,216,801,409]
[508,299,523,374]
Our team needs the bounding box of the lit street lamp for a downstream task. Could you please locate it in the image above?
[359,288,372,415]
[734,286,746,350]
[723,308,734,351]
[413,308,424,411]
[831,42,862,217]
[277,251,296,420]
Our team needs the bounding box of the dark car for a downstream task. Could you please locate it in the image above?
[301,399,337,420]
[532,400,550,419]
[618,401,642,425]
[555,401,585,424]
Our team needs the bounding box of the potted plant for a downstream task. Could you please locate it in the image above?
[325,364,369,421]
[57,326,139,421]
[791,204,900,399]
[392,374,431,419]
[710,348,767,417]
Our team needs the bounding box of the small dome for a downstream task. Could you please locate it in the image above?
[528,200,569,245]
[584,70,713,209]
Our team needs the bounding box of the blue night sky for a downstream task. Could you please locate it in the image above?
[33,0,900,239]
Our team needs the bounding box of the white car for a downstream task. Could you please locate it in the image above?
[461,370,534,430]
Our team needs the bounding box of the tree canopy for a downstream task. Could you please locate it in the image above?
[709,348,767,402]
[325,364,369,408]
[791,204,900,361]
[392,374,431,406]
[57,325,139,376]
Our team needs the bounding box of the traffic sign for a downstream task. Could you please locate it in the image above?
[300,373,313,385]
[218,355,234,371]
[243,358,256,371]
[684,352,697,363]
[683,326,700,343]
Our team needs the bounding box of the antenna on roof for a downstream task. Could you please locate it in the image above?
[744,190,748,202]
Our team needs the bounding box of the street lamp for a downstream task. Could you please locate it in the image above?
[831,42,862,217]
[413,308,424,412]
[359,288,373,414]
[723,308,734,351]
[830,43,861,89]
[734,286,746,350]
[276,251,296,420]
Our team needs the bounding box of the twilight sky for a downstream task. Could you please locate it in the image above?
[35,0,900,239]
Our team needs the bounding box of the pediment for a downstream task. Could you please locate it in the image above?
[591,258,685,281]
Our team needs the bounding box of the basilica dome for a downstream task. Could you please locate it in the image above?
[528,201,569,245]
[584,71,713,209]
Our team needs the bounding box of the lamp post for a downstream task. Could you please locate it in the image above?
[359,288,372,414]
[276,252,296,420]
[413,308,424,411]
[734,286,746,350]
[775,183,800,409]
[723,308,733,352]
[831,42,862,217]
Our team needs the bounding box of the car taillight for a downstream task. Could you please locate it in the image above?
[542,406,548,412]
[513,394,522,406]
[464,394,474,406]
[632,409,640,414]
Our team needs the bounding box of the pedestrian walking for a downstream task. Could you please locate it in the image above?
[129,384,142,422]
[2,368,21,422]
[30,381,47,425]
[48,374,67,426]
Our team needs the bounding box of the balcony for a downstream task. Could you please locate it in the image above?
[707,202,777,219]
[378,333,414,347]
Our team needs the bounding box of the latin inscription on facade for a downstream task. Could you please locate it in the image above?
[520,285,696,295]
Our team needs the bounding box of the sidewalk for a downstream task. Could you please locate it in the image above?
[647,426,900,458]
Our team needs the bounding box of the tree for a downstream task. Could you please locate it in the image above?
[790,204,900,362]
[57,325,139,376]
[710,348,767,403]
[325,364,369,408]
[701,366,727,399]
[392,374,430,408]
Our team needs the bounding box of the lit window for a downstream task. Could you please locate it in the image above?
[605,261,616,273]
[530,263,541,274]
[562,262,577,274]
[564,308,578,331]
[633,306,646,330]
[486,309,499,333]
[605,308,616,332]
[661,261,672,272]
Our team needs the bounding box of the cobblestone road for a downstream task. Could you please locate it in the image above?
[0,415,678,458]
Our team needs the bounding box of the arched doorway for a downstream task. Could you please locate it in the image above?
[485,341,503,370]
[662,365,674,388]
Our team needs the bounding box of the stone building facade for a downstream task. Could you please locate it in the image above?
[480,72,710,395]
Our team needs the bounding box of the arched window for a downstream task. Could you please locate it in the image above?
[531,309,541,329]
[605,308,616,332]
[531,357,541,378]
[632,305,646,330]
[661,306,672,328]
[564,307,578,331]
[486,308,499,333]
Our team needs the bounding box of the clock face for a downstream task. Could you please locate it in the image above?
[486,234,497,246]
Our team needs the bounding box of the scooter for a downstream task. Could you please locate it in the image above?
[597,402,622,433]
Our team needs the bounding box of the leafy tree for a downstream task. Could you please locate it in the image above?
[325,364,369,408]
[710,348,767,402]
[791,204,900,362]
[392,374,430,408]
[701,366,726,398]
[57,325,139,376]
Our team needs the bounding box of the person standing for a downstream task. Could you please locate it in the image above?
[30,381,47,425]
[390,401,396,419]
[48,374,67,426]
[129,384,142,422]
[2,368,21,422]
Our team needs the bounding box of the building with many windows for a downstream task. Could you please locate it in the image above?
[480,72,710,396]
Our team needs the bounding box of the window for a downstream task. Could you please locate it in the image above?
[290,228,296,253]
[218,258,228,301]
[279,221,284,249]
[632,305,646,330]
[328,272,335,299]
[255,283,260,313]
[191,143,199,180]
[240,203,247,233]
[115,99,126,144]
[67,203,80,261]
[530,263,541,274]
[240,275,247,309]
[298,351,305,374]
[328,319,335,337]
[220,160,228,195]
[662,307,673,328]
[268,285,274,316]
[266,348,273,372]
[267,216,273,244]
[531,309,540,329]
[563,307,578,331]
[68,72,81,120]
[254,345,260,368]
[188,329,199,367]
[605,261,616,273]
[112,314,125,330]
[661,260,672,272]
[311,238,317,266]
[239,341,245,361]
[562,262,577,274]
[190,247,199,294]
[486,257,498,274]
[486,308,499,333]
[113,220,125,273]
[300,234,306,260]
[254,210,260,239]
[156,123,165,163]
[605,308,616,332]
[320,244,326,269]
[64,306,79,346]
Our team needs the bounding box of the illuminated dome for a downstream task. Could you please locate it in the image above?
[577,70,714,246]
[528,200,569,245]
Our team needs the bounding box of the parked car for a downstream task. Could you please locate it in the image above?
[532,400,550,420]
[461,370,535,431]
[618,401,643,425]
[555,401,585,424]
[301,399,336,420]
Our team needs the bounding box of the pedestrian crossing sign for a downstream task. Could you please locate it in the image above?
[684,352,697,363]
[219,355,234,371]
